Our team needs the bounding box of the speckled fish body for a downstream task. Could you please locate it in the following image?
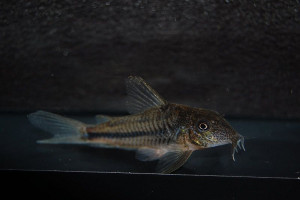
[86,107,176,148]
[28,76,245,173]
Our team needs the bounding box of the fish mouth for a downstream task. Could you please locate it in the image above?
[231,134,245,161]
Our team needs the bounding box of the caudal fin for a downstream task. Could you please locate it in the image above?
[28,110,87,144]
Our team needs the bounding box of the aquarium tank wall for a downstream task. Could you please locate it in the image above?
[0,0,299,199]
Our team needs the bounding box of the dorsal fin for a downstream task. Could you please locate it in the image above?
[125,76,167,114]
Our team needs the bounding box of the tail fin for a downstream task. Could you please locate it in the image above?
[28,110,87,144]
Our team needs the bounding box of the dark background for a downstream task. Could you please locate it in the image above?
[0,0,299,118]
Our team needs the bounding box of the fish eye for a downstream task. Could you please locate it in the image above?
[198,121,209,131]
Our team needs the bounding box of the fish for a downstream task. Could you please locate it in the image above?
[28,76,245,173]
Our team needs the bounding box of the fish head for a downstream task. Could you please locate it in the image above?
[188,109,245,160]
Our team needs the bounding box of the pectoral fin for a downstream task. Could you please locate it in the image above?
[136,146,193,173]
[136,148,168,161]
[156,150,193,173]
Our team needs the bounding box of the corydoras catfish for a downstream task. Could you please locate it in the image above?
[28,76,245,173]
